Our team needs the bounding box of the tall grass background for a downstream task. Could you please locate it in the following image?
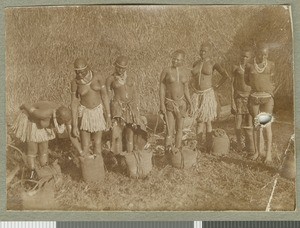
[6,5,293,123]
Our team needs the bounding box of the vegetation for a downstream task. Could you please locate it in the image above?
[6,5,293,122]
[6,5,294,211]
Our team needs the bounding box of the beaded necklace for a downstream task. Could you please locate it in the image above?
[115,71,127,85]
[76,71,93,85]
[115,71,128,98]
[254,58,268,74]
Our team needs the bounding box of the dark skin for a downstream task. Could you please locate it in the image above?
[231,50,252,151]
[191,45,230,134]
[71,58,111,157]
[159,53,192,149]
[20,101,59,128]
[106,63,138,154]
[19,101,82,169]
[244,47,275,163]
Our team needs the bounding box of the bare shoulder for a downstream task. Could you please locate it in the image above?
[192,60,202,68]
[212,60,221,68]
[161,67,170,76]
[163,66,171,73]
[106,74,114,84]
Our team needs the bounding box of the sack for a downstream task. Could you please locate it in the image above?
[21,161,61,210]
[124,150,153,178]
[35,160,62,185]
[170,146,197,169]
[21,179,57,210]
[211,129,230,156]
[80,154,105,183]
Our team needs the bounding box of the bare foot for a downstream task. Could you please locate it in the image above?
[260,150,266,157]
[250,152,259,160]
[264,157,272,165]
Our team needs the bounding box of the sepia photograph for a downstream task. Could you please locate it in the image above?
[5,4,295,212]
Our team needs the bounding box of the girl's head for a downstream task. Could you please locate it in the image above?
[56,106,72,125]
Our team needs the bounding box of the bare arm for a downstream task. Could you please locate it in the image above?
[71,80,79,129]
[244,64,250,86]
[213,63,230,89]
[99,80,111,117]
[66,124,83,156]
[231,68,237,112]
[99,75,112,128]
[159,68,167,113]
[270,61,277,95]
[105,76,114,101]
[184,71,192,104]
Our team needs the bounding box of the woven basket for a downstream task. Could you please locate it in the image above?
[211,129,230,156]
[21,179,57,210]
[170,146,197,169]
[80,154,105,183]
[125,150,153,178]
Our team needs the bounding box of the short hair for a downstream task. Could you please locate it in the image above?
[114,56,129,68]
[74,57,88,70]
[172,49,186,58]
[56,106,72,123]
[201,42,212,50]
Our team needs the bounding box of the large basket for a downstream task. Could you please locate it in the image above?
[21,179,57,210]
[80,154,105,183]
[211,129,230,156]
[124,150,153,179]
[170,146,197,169]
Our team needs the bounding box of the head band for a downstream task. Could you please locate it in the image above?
[114,62,128,68]
[74,65,87,70]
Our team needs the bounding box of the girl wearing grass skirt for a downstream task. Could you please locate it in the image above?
[12,101,76,179]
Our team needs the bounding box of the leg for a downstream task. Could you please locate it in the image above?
[245,113,253,127]
[125,125,134,153]
[260,97,274,163]
[92,131,102,155]
[248,102,260,160]
[165,111,175,149]
[38,141,49,167]
[206,121,213,153]
[111,119,123,154]
[243,125,255,155]
[91,131,105,171]
[80,130,91,156]
[235,114,243,152]
[196,121,205,149]
[175,116,184,149]
[196,121,205,134]
[27,141,38,170]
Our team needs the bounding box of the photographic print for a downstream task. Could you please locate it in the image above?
[5,4,295,211]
